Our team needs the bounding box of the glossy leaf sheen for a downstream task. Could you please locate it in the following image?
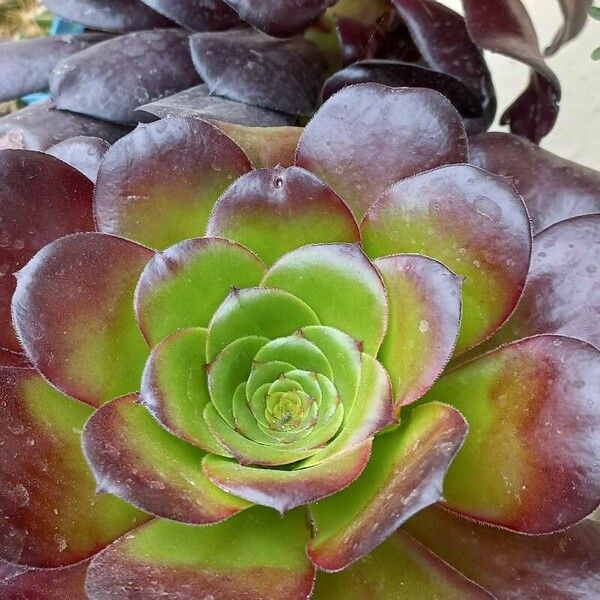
[0,34,107,102]
[206,167,360,266]
[46,136,110,183]
[312,531,493,599]
[406,505,600,600]
[135,237,264,345]
[0,101,128,151]
[42,0,173,32]
[82,394,249,524]
[12,233,153,407]
[223,0,333,37]
[95,117,252,250]
[86,508,315,600]
[426,335,600,533]
[135,84,295,127]
[308,402,468,571]
[470,132,600,233]
[203,441,372,513]
[295,83,468,221]
[140,327,229,456]
[0,369,147,568]
[139,0,240,31]
[0,150,94,353]
[190,29,327,115]
[375,254,462,410]
[50,30,200,125]
[264,244,387,355]
[362,164,531,352]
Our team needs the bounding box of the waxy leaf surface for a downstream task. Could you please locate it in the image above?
[0,369,147,568]
[140,0,240,31]
[362,164,531,352]
[426,335,600,533]
[46,136,110,182]
[95,117,251,250]
[86,508,315,600]
[12,233,153,407]
[295,83,468,220]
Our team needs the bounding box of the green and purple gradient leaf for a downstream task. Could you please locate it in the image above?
[391,0,496,134]
[135,237,265,345]
[375,254,462,411]
[470,132,600,233]
[312,531,492,599]
[223,0,333,37]
[46,136,110,183]
[12,233,153,407]
[362,164,531,353]
[206,167,359,266]
[95,117,251,250]
[86,508,315,600]
[135,85,295,128]
[190,29,328,116]
[0,150,94,354]
[0,369,148,568]
[461,0,560,142]
[83,394,249,524]
[308,402,468,571]
[215,123,302,168]
[139,0,240,31]
[295,83,468,221]
[0,558,89,600]
[477,214,600,356]
[425,335,600,533]
[140,327,228,456]
[0,101,128,151]
[406,505,600,600]
[50,30,200,125]
[0,34,108,102]
[203,440,372,513]
[43,0,173,32]
[263,244,388,355]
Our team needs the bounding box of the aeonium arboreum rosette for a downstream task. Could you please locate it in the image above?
[1,83,599,599]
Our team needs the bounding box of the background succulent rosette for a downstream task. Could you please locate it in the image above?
[1,82,599,599]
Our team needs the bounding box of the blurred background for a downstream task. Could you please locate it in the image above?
[0,0,599,167]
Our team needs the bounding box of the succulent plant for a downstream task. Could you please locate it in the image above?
[0,0,594,156]
[1,82,599,598]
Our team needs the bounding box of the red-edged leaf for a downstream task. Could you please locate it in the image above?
[426,335,600,533]
[95,117,252,250]
[206,167,360,265]
[0,368,148,568]
[375,255,462,411]
[223,0,333,37]
[139,0,240,31]
[470,132,600,233]
[461,0,561,142]
[190,29,327,116]
[42,0,173,32]
[312,531,493,599]
[83,394,249,524]
[0,350,29,368]
[308,402,468,571]
[391,0,496,134]
[12,233,154,407]
[0,101,128,151]
[295,83,468,221]
[46,136,110,182]
[86,508,315,600]
[0,558,89,600]
[50,30,200,125]
[203,441,372,513]
[0,34,108,102]
[0,150,94,353]
[406,505,600,600]
[480,214,600,352]
[362,164,531,353]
